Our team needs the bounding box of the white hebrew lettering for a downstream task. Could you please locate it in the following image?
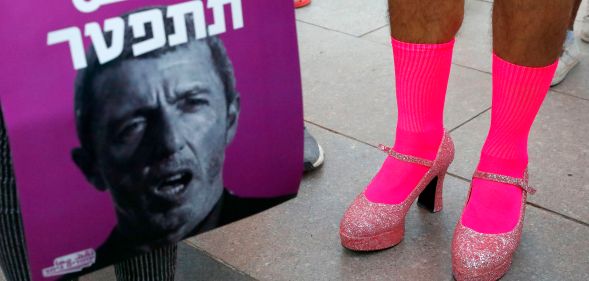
[84,18,125,64]
[48,0,245,70]
[47,27,87,70]
[72,0,127,13]
[167,1,207,46]
[73,0,126,13]
[207,0,244,36]
[129,9,167,56]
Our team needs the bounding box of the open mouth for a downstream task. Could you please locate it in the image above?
[154,171,192,198]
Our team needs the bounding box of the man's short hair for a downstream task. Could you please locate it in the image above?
[74,6,238,156]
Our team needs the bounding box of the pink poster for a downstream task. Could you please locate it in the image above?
[0,0,303,280]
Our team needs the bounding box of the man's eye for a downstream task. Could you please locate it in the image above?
[179,96,208,112]
[116,119,146,144]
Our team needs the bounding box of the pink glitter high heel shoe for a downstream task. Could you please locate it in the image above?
[452,170,536,281]
[339,131,454,251]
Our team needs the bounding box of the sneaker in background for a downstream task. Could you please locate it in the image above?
[551,31,580,86]
[304,127,324,172]
[581,16,589,43]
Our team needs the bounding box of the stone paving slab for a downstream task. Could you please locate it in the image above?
[174,242,254,281]
[448,91,589,224]
[81,242,254,281]
[297,21,491,147]
[80,266,114,281]
[453,0,493,72]
[295,0,388,37]
[185,124,589,281]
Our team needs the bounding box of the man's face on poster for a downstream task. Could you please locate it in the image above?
[73,42,239,245]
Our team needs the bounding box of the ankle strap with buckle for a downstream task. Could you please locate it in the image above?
[473,170,537,195]
[378,144,434,168]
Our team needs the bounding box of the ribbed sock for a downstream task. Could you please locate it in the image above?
[462,54,557,233]
[365,38,454,204]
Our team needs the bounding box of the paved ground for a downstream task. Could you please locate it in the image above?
[14,0,589,280]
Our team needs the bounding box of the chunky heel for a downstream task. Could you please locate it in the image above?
[340,132,454,251]
[417,171,446,213]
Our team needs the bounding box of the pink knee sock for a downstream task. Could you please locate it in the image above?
[365,38,454,204]
[462,54,557,233]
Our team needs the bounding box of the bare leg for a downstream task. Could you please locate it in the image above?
[361,1,463,203]
[493,0,575,66]
[453,2,575,278]
[461,0,574,233]
[364,0,465,203]
[389,0,464,44]
[340,0,465,251]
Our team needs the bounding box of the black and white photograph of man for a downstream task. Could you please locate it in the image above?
[64,7,246,277]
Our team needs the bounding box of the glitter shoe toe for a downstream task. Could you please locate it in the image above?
[339,131,454,251]
[452,170,536,281]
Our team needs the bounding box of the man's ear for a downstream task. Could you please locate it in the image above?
[225,94,240,145]
[71,147,108,191]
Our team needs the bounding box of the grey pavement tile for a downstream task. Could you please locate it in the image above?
[359,24,389,46]
[295,0,388,37]
[80,266,114,281]
[186,124,589,281]
[453,0,493,73]
[80,242,254,281]
[175,242,255,281]
[448,92,589,223]
[298,21,491,148]
[360,25,391,46]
